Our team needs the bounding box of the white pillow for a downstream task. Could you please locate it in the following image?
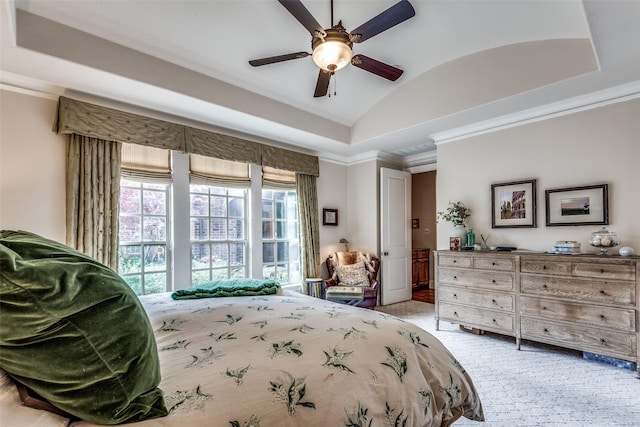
[335,262,369,286]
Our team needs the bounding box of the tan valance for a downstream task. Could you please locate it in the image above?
[53,96,319,176]
[261,145,319,177]
[185,127,260,165]
[54,97,185,151]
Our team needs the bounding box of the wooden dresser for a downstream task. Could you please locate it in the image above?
[412,248,430,288]
[434,250,640,377]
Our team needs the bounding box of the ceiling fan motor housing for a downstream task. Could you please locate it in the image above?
[311,26,353,72]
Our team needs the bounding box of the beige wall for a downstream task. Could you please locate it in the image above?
[436,98,640,253]
[0,90,66,242]
[3,90,638,266]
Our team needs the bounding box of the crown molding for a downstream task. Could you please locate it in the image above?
[432,80,640,145]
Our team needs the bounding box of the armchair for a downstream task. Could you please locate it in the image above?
[323,251,380,309]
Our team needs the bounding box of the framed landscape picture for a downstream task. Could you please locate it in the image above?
[322,208,338,226]
[545,184,608,226]
[491,179,537,228]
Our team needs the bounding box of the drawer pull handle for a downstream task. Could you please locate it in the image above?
[492,299,497,304]
[453,276,458,280]
[453,311,458,317]
[599,314,605,321]
[453,294,457,298]
[600,338,606,345]
[491,279,496,284]
[492,319,497,324]
[599,290,606,295]
[542,284,548,290]
[600,269,605,274]
[492,262,496,266]
[543,328,549,334]
[542,306,548,310]
[542,265,547,270]
[453,260,457,263]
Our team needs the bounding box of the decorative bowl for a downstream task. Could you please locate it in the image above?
[589,227,620,255]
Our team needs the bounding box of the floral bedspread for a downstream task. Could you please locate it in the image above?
[73,290,483,427]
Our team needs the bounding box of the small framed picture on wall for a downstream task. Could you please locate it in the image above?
[323,208,338,226]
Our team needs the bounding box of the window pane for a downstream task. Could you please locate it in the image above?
[262,220,273,239]
[123,275,142,295]
[277,242,288,262]
[143,217,166,241]
[262,200,273,219]
[119,215,141,242]
[142,190,166,215]
[275,201,285,219]
[263,264,275,280]
[229,219,244,239]
[192,270,211,286]
[190,184,208,193]
[228,198,244,218]
[212,243,228,267]
[276,221,285,239]
[191,218,209,240]
[119,187,141,214]
[211,268,228,280]
[190,194,208,216]
[210,196,226,217]
[119,245,142,273]
[210,218,227,240]
[230,243,245,266]
[263,242,275,263]
[192,243,211,268]
[144,273,166,295]
[144,244,166,271]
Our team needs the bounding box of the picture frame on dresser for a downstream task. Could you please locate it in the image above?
[545,183,609,226]
[491,179,537,228]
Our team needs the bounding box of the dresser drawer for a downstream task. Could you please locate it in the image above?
[520,259,571,276]
[573,262,636,281]
[439,303,515,333]
[520,296,636,332]
[439,285,515,312]
[438,255,472,268]
[438,268,514,291]
[521,317,636,359]
[520,275,636,306]
[474,256,516,272]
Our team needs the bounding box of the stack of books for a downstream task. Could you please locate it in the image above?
[549,241,581,254]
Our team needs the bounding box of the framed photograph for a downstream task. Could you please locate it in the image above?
[322,208,338,226]
[491,179,537,228]
[412,218,420,229]
[545,184,608,226]
[449,237,461,251]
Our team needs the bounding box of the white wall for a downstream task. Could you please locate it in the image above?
[436,98,640,254]
[0,90,66,242]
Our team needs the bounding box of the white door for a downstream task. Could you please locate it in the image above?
[380,167,412,305]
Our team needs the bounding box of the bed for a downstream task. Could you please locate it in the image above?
[0,231,484,426]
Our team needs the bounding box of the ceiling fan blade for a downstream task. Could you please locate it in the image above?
[249,52,310,67]
[278,0,325,37]
[314,70,332,97]
[350,0,415,43]
[351,54,403,81]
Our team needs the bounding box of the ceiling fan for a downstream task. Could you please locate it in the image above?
[248,0,415,97]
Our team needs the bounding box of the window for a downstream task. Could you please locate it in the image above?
[262,189,300,285]
[190,184,247,284]
[118,179,171,295]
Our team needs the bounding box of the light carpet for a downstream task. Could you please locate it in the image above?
[376,300,640,427]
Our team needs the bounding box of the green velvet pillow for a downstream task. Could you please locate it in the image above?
[0,230,168,424]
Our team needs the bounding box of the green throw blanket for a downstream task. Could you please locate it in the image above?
[171,279,280,300]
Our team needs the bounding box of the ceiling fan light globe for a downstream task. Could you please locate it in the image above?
[312,41,352,72]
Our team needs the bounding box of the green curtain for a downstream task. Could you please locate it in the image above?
[66,134,121,270]
[296,173,321,279]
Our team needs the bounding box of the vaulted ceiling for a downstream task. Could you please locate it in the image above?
[2,1,639,168]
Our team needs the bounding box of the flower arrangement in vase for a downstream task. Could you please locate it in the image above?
[437,201,472,248]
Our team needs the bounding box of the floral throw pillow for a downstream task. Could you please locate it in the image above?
[335,262,369,286]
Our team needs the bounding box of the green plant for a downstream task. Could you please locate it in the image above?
[436,201,471,226]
